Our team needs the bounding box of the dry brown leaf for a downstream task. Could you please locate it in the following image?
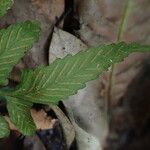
[50,105,75,149]
[49,27,87,63]
[31,109,56,130]
[31,0,65,24]
[76,0,150,45]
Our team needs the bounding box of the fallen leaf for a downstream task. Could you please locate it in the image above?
[31,0,65,24]
[50,105,75,149]
[49,27,87,63]
[31,109,56,130]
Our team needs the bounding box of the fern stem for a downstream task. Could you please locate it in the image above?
[106,0,132,125]
[117,0,131,41]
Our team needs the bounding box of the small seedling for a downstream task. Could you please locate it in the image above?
[0,0,149,137]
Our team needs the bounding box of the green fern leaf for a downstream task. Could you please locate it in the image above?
[0,0,13,17]
[0,115,10,138]
[10,42,150,105]
[0,21,40,85]
[6,96,36,136]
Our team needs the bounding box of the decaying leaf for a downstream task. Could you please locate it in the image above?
[50,105,75,149]
[49,27,87,63]
[31,0,65,23]
[31,109,55,130]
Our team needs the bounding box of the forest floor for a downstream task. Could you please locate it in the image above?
[0,0,150,150]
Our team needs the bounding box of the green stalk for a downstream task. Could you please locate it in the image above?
[117,0,132,41]
[106,0,132,125]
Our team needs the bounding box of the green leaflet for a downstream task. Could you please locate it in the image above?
[6,96,36,136]
[0,21,40,85]
[0,0,13,17]
[9,42,150,105]
[0,115,10,138]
